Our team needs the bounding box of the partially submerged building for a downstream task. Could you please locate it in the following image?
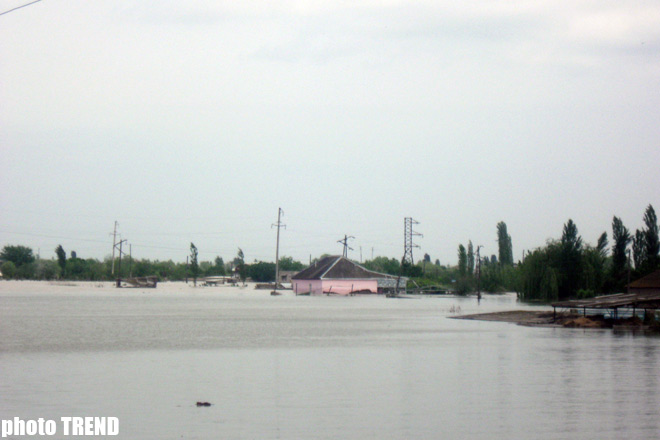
[291,255,406,295]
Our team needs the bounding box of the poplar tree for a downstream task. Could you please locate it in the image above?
[55,245,66,277]
[611,216,631,291]
[467,241,475,276]
[642,204,659,273]
[596,232,608,258]
[497,222,513,266]
[559,219,582,299]
[632,230,645,269]
[190,242,200,286]
[457,244,467,277]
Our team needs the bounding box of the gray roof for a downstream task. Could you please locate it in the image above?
[292,256,400,281]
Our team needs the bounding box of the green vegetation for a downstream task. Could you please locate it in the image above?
[190,243,200,286]
[519,205,659,301]
[2,205,657,301]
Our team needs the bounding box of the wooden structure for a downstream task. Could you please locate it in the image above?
[552,270,660,319]
[123,276,158,288]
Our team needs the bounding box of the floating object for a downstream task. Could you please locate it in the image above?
[196,402,212,407]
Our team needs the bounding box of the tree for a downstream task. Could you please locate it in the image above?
[610,216,631,291]
[363,256,400,275]
[248,261,276,282]
[0,245,35,267]
[641,204,659,274]
[1,261,17,279]
[497,222,513,266]
[596,232,608,258]
[559,219,583,299]
[213,256,226,275]
[55,245,66,278]
[457,244,467,277]
[34,259,60,280]
[190,243,200,286]
[278,256,305,271]
[467,241,474,276]
[234,248,247,284]
[632,230,646,270]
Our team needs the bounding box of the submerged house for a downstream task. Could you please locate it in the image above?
[291,255,406,295]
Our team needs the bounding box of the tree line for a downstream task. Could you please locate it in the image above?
[0,243,305,284]
[363,204,658,301]
[2,204,657,302]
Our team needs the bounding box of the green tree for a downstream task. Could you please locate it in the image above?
[641,204,659,274]
[248,261,276,282]
[632,229,646,270]
[0,245,35,267]
[55,245,66,278]
[596,232,608,258]
[234,248,247,284]
[363,256,400,275]
[34,259,60,280]
[467,241,474,276]
[457,244,467,277]
[559,219,582,299]
[190,243,200,286]
[610,216,631,291]
[518,242,561,302]
[1,261,17,279]
[213,256,226,275]
[497,222,513,266]
[278,256,304,272]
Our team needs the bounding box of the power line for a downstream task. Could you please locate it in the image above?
[0,0,42,17]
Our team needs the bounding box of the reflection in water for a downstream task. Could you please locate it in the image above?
[1,282,659,439]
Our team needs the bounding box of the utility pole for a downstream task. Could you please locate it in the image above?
[110,221,118,275]
[271,208,286,294]
[360,246,362,263]
[476,245,483,302]
[403,217,423,265]
[627,249,631,295]
[129,244,132,278]
[116,239,126,288]
[337,235,354,258]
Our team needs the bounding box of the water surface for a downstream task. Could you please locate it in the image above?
[1,281,658,439]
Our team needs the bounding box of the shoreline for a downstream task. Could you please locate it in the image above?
[452,310,659,332]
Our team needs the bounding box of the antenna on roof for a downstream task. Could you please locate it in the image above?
[337,235,355,258]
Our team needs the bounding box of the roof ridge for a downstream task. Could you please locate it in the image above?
[319,256,342,279]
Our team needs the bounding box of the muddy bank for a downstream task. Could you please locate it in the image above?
[452,310,658,331]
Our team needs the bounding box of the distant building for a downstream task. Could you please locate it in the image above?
[291,255,406,295]
[628,269,660,296]
[278,270,298,284]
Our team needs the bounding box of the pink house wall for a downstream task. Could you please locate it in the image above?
[293,279,323,295]
[293,279,378,295]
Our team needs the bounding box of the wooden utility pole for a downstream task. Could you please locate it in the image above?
[116,239,126,288]
[337,235,354,258]
[111,221,118,275]
[272,208,286,294]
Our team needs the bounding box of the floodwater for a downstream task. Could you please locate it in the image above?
[1,281,659,439]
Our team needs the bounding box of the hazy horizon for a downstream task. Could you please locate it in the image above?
[2,1,659,265]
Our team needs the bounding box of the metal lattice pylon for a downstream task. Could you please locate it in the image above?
[403,217,422,265]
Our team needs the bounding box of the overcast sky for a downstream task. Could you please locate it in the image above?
[1,0,659,266]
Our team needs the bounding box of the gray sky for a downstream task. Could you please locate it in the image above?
[2,0,659,266]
